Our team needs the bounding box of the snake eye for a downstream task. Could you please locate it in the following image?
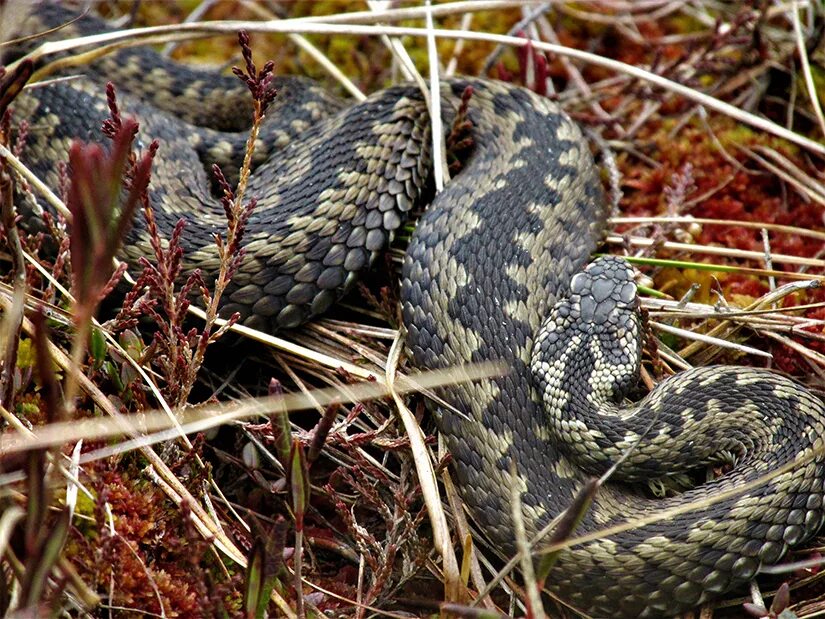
[620,280,637,304]
[570,272,588,294]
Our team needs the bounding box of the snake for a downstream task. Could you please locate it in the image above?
[7,5,825,618]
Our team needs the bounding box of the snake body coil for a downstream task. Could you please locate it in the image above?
[10,6,825,617]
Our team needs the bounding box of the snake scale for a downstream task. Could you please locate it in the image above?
[7,5,825,617]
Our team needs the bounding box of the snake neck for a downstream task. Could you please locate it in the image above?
[531,257,805,486]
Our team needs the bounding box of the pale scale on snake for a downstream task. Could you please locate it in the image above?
[7,5,825,617]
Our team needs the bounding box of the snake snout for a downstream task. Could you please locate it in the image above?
[559,257,640,339]
[571,256,638,309]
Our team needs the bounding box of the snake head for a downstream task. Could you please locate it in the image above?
[540,255,640,343]
[567,255,639,325]
[532,255,643,405]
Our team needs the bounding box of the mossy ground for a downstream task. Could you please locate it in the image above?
[2,1,824,617]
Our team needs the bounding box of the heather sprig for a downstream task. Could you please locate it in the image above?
[210,164,256,282]
[0,60,76,615]
[156,30,277,405]
[232,31,278,115]
[66,87,157,327]
[103,32,276,408]
[122,205,208,406]
[100,30,281,411]
[0,60,32,126]
[445,86,475,176]
[516,36,549,96]
[59,85,157,413]
[227,30,277,210]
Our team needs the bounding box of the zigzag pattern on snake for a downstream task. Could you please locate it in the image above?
[7,5,825,617]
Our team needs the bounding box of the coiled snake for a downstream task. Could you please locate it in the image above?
[9,5,825,617]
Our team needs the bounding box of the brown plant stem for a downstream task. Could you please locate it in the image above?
[0,163,26,410]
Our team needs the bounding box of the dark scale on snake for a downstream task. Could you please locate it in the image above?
[7,5,825,617]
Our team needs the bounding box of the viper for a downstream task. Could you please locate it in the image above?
[7,5,825,617]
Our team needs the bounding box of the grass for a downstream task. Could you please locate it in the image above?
[1,1,825,617]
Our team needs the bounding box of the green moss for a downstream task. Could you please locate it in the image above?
[665,12,705,34]
[15,399,41,419]
[16,337,34,369]
[716,122,800,154]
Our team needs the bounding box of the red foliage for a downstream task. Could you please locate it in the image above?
[68,464,241,617]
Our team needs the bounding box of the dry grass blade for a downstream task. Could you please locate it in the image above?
[0,506,25,563]
[509,463,544,619]
[290,0,528,25]
[426,0,448,190]
[0,360,505,458]
[608,235,825,271]
[0,143,68,219]
[186,306,383,381]
[385,332,462,602]
[441,465,496,610]
[366,0,418,84]
[764,330,825,369]
[611,216,825,242]
[741,145,825,207]
[748,146,825,205]
[790,0,825,138]
[649,320,773,358]
[677,279,821,361]
[242,1,366,101]
[11,22,825,157]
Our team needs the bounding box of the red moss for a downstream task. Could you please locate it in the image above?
[616,114,824,373]
[66,462,242,617]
